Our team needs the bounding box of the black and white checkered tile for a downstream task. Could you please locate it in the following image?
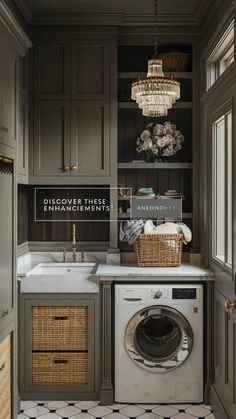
[17,400,215,419]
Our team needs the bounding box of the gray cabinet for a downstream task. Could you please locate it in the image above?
[33,101,71,177]
[19,293,100,400]
[212,288,236,419]
[17,56,28,181]
[34,40,70,100]
[71,101,110,176]
[0,22,18,149]
[71,39,110,100]
[30,36,116,183]
[0,144,15,333]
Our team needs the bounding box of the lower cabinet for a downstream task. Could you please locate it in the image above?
[0,334,11,419]
[19,294,100,400]
[212,288,236,419]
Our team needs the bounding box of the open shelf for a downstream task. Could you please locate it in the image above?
[118,162,193,169]
[118,101,193,109]
[118,212,193,219]
[118,72,193,79]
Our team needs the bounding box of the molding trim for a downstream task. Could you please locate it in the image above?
[211,384,232,419]
[0,1,32,52]
[15,0,213,28]
[200,1,236,60]
[30,12,198,27]
[201,61,236,103]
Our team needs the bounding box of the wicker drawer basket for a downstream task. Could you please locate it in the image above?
[32,352,88,384]
[32,306,88,351]
[134,233,183,267]
[0,335,11,419]
[158,52,190,72]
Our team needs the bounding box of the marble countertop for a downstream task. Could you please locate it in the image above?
[17,253,214,285]
[96,263,214,281]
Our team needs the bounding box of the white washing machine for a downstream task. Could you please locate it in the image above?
[115,283,203,403]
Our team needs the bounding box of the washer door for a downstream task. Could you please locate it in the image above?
[125,305,193,373]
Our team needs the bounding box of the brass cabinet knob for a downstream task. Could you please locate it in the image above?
[0,309,9,319]
[71,165,78,171]
[64,165,70,172]
[225,299,236,313]
[0,126,9,133]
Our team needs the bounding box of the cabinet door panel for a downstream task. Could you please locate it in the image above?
[33,101,70,176]
[0,161,14,323]
[71,101,109,176]
[17,93,28,177]
[34,41,70,99]
[0,24,18,148]
[71,40,109,99]
[214,289,236,418]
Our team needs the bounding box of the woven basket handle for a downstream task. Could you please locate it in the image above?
[54,316,68,320]
[54,359,68,364]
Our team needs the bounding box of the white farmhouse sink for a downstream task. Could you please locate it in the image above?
[20,262,99,293]
[29,262,97,275]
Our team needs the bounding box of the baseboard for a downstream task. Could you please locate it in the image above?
[211,384,233,419]
[20,391,100,400]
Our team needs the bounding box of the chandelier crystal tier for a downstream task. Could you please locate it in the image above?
[131,0,180,117]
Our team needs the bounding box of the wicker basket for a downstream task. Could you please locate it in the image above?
[32,306,88,351]
[0,335,11,419]
[32,352,88,384]
[158,52,190,72]
[134,233,183,267]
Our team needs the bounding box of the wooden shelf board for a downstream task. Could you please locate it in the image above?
[118,212,193,219]
[118,101,192,109]
[118,72,193,79]
[118,162,193,169]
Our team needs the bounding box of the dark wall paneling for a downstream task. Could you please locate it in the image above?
[118,45,192,72]
[18,185,109,242]
[118,108,192,163]
[18,184,28,245]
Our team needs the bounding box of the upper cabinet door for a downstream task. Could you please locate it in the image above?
[71,40,110,100]
[0,23,18,149]
[34,40,70,100]
[71,101,110,176]
[33,101,71,177]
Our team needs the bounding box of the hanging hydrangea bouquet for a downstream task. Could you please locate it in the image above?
[136,122,184,162]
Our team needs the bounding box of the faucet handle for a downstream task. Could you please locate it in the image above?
[80,247,85,263]
[59,247,67,262]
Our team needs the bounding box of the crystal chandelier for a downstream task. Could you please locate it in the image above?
[131,0,180,117]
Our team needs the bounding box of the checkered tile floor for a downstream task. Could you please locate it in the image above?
[17,401,215,419]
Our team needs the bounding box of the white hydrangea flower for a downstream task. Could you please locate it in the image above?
[140,130,151,141]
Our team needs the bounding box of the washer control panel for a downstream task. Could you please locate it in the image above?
[149,288,169,300]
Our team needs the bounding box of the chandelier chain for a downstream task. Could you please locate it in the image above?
[154,0,158,57]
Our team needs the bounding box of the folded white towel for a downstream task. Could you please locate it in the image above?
[143,220,192,244]
[120,220,144,245]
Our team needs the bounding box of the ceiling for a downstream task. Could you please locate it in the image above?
[17,0,201,15]
[14,0,214,26]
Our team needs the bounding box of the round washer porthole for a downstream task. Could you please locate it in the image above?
[124,305,193,373]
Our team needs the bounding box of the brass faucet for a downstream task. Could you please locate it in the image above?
[72,223,77,262]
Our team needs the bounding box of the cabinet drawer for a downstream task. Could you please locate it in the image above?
[32,352,88,384]
[32,306,88,350]
[0,335,11,419]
